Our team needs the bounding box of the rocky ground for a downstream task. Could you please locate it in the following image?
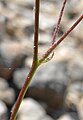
[0,0,83,120]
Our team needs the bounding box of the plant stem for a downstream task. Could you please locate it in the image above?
[33,0,40,63]
[10,63,38,120]
[52,0,67,45]
[9,0,40,119]
[9,0,83,119]
[39,14,83,64]
[47,0,67,62]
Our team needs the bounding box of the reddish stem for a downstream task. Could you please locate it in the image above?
[33,0,40,62]
[52,0,67,45]
[9,0,40,120]
[39,14,83,64]
[9,63,38,120]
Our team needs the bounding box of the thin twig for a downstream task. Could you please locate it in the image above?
[33,0,40,63]
[9,0,40,120]
[10,64,38,120]
[45,0,67,63]
[52,0,67,45]
[39,14,83,64]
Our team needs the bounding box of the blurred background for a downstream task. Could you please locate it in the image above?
[0,0,83,120]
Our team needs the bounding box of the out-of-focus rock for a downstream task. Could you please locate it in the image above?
[0,15,6,41]
[72,22,83,45]
[65,81,83,106]
[6,15,33,37]
[0,40,32,59]
[24,57,33,67]
[17,98,54,120]
[0,78,8,90]
[27,61,68,109]
[65,81,83,109]
[65,0,83,19]
[57,113,79,120]
[0,77,15,105]
[0,100,8,120]
[68,55,83,81]
[39,13,57,31]
[0,40,32,79]
[0,69,14,80]
[65,80,83,120]
[38,33,51,45]
[77,97,83,120]
[0,88,15,105]
[5,0,34,7]
[13,68,29,89]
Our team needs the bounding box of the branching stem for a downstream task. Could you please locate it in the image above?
[9,0,83,119]
[39,14,83,64]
